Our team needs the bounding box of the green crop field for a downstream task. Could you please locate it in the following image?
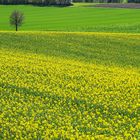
[0,4,140,32]
[0,31,140,139]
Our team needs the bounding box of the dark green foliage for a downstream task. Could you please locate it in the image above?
[0,0,72,6]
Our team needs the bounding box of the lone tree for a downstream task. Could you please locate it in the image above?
[10,10,24,31]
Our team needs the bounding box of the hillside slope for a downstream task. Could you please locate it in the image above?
[0,5,140,33]
[0,32,140,139]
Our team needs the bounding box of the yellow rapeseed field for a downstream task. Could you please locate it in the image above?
[0,32,140,139]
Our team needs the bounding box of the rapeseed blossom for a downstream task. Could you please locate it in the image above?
[0,32,140,139]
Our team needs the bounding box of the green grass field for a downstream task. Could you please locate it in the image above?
[0,4,140,32]
[0,32,140,139]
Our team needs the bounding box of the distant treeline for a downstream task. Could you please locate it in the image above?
[73,0,140,2]
[0,0,72,6]
[0,0,139,5]
[128,0,140,2]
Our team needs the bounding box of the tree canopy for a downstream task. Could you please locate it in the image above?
[10,10,24,31]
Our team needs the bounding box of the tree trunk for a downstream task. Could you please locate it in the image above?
[16,25,18,31]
